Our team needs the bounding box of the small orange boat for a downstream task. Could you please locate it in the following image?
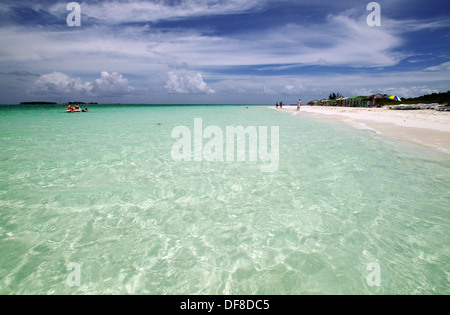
[66,105,82,112]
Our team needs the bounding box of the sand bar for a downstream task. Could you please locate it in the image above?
[278,106,450,153]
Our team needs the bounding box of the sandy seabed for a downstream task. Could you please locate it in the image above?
[278,106,450,153]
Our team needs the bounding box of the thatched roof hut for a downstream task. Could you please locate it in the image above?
[367,93,387,101]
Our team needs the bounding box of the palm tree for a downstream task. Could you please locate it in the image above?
[328,92,343,100]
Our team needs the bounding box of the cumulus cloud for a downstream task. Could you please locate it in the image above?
[29,71,134,96]
[283,82,305,95]
[164,71,215,94]
[93,71,135,95]
[30,72,93,94]
[263,86,276,96]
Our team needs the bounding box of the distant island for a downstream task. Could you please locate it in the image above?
[20,101,57,105]
[67,102,98,105]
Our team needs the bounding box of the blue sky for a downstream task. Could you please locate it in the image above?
[0,0,449,104]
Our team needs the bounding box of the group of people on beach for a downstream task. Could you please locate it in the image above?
[276,99,302,111]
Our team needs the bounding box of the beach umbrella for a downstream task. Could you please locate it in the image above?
[388,95,402,101]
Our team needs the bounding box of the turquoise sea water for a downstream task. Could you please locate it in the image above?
[0,105,448,294]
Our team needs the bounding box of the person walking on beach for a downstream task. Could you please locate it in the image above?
[297,99,301,111]
[280,101,283,109]
[276,102,279,109]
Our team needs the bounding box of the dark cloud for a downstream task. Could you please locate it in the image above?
[1,71,40,77]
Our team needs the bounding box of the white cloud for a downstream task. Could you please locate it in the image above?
[424,61,450,72]
[164,71,215,94]
[47,0,265,24]
[0,11,407,71]
[384,86,440,99]
[209,69,450,101]
[29,71,134,96]
[387,17,450,34]
[137,13,406,68]
[263,86,276,96]
[283,81,305,95]
[93,71,135,95]
[29,72,92,94]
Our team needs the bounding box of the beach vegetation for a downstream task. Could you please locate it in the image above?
[328,92,343,100]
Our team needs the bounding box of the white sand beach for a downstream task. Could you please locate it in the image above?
[278,106,450,153]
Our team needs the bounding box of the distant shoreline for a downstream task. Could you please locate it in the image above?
[19,102,57,105]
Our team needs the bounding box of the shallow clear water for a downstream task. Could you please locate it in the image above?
[0,105,448,294]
